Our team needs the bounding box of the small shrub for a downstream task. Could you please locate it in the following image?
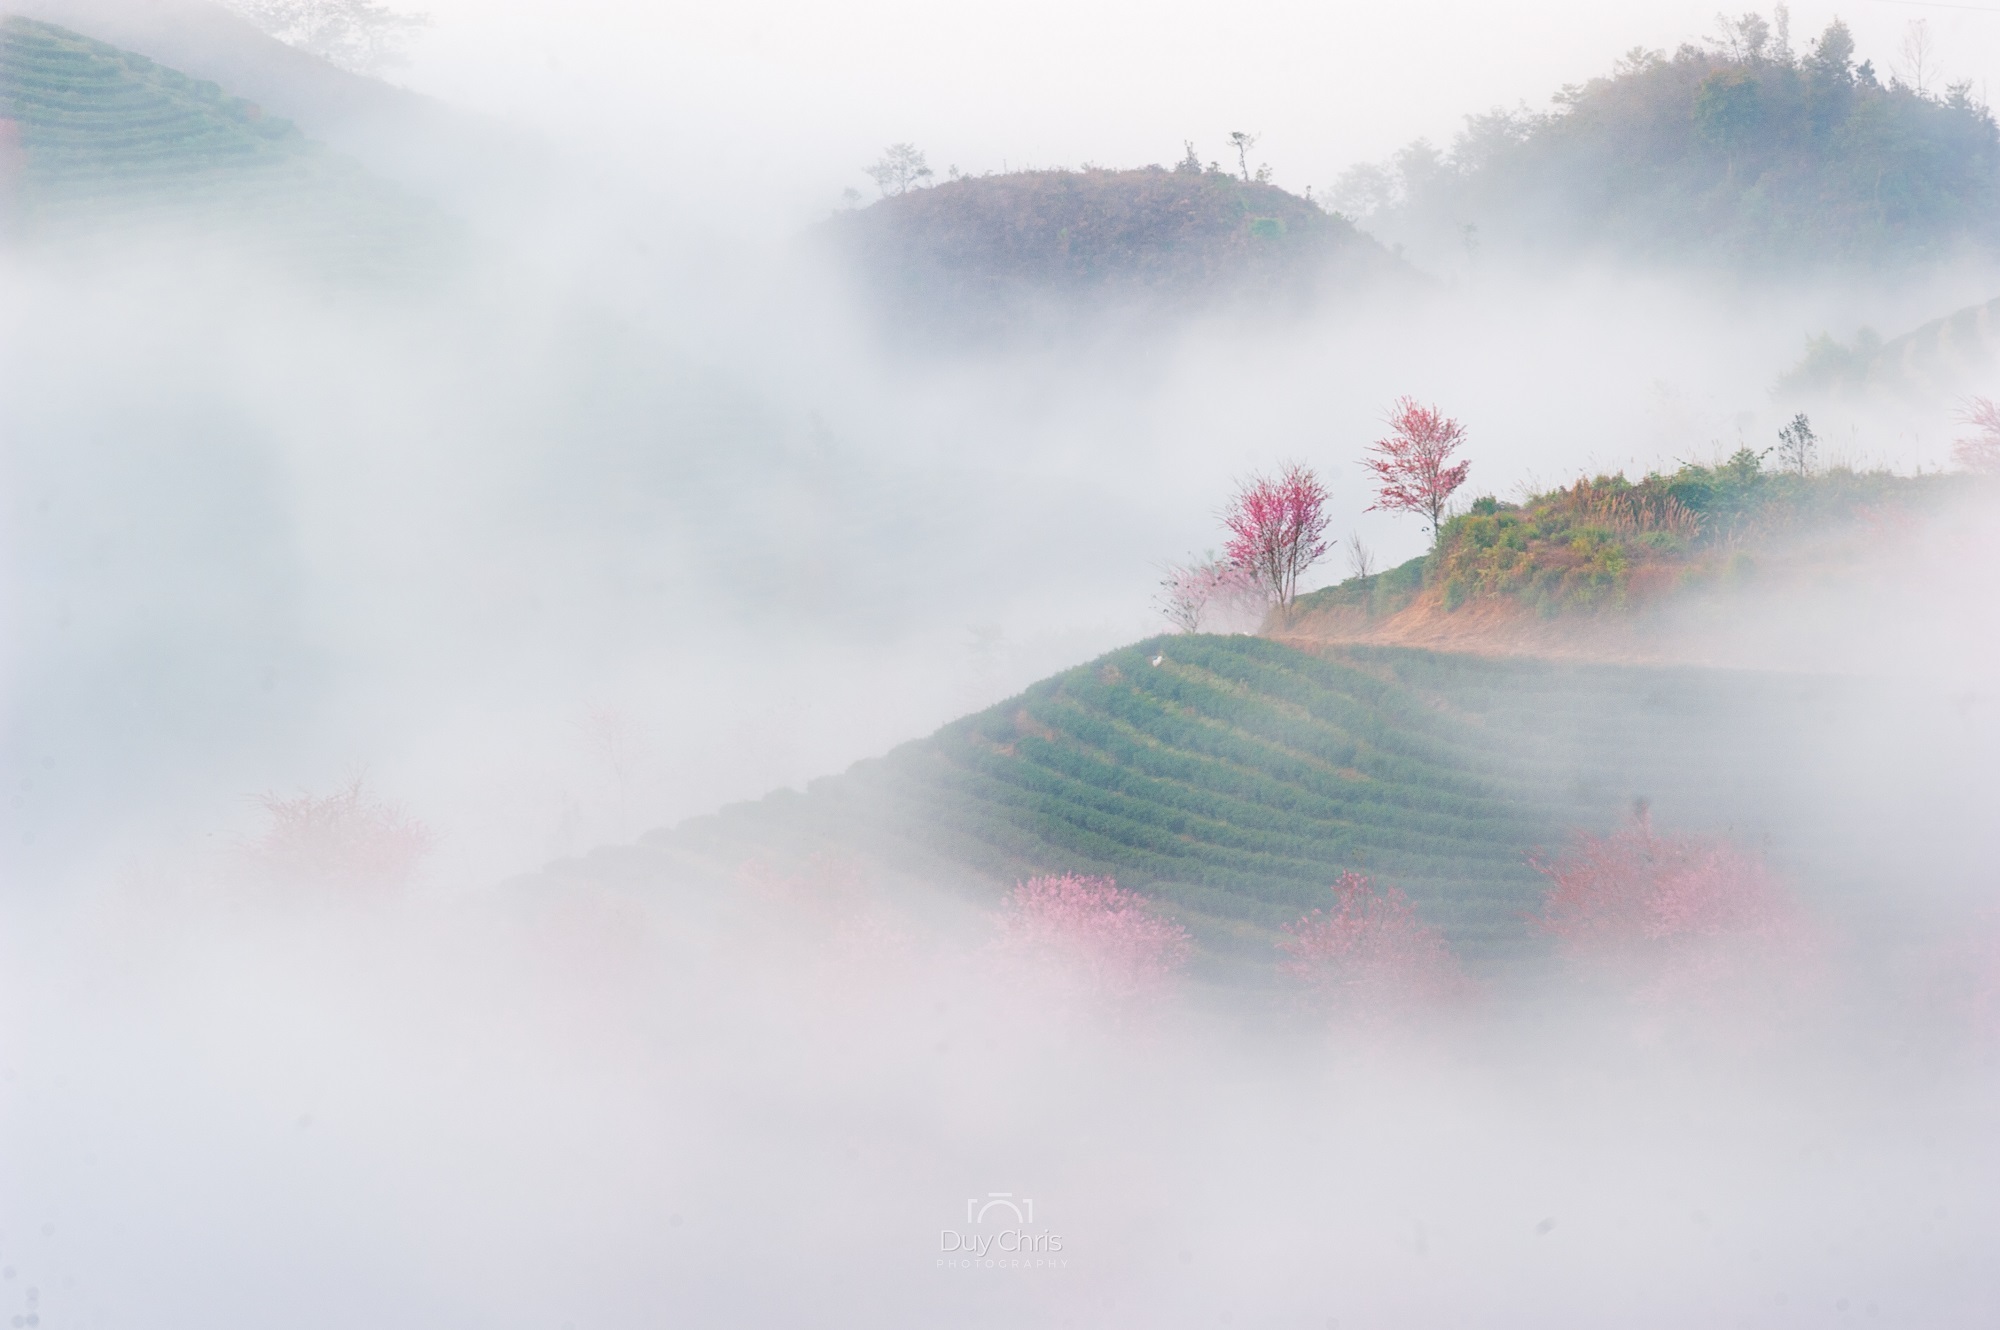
[1277,871,1466,1018]
[1530,810,1818,1008]
[993,873,1192,1004]
[245,780,433,890]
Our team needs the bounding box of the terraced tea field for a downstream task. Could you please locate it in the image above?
[0,16,448,276]
[647,636,1876,973]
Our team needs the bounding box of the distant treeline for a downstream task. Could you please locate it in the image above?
[1335,13,2000,272]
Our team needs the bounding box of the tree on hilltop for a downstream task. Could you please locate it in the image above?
[1363,397,1471,547]
[865,143,933,197]
[1228,131,1258,182]
[1775,412,1818,474]
[228,0,429,74]
[1222,463,1332,611]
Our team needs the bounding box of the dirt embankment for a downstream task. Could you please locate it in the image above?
[1272,590,1694,667]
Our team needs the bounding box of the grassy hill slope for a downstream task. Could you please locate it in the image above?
[641,635,1873,977]
[1288,456,1968,666]
[0,15,451,277]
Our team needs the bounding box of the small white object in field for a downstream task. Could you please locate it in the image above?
[1150,654,1164,667]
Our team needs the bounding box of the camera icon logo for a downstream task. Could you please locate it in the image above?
[967,1192,1034,1224]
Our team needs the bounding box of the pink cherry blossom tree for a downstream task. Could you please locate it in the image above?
[1363,398,1472,546]
[1157,554,1267,633]
[1530,810,1821,1016]
[1531,810,1800,953]
[1953,396,2000,474]
[994,873,1193,1004]
[246,780,434,890]
[1277,871,1466,1016]
[1222,463,1333,610]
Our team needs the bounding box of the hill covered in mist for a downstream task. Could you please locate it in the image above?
[1781,293,2000,401]
[0,15,455,277]
[1337,12,2000,275]
[824,164,1404,339]
[544,635,1906,979]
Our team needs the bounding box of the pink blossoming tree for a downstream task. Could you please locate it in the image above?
[1953,396,2000,474]
[1531,809,1817,1009]
[1277,871,1466,1016]
[994,873,1193,1004]
[247,780,434,890]
[1363,398,1472,546]
[1157,555,1266,633]
[1531,811,1800,952]
[1222,464,1333,611]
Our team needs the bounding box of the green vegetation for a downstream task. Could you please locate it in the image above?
[661,635,1849,975]
[0,16,451,278]
[1290,551,1428,620]
[1298,455,1956,619]
[1338,13,2000,272]
[827,164,1400,334]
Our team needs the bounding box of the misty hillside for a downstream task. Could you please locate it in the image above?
[1339,15,2000,273]
[4,0,535,198]
[1781,294,2000,400]
[0,15,453,276]
[553,636,1896,978]
[826,165,1403,337]
[1293,456,1961,642]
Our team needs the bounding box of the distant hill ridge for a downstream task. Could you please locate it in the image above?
[1337,13,2000,274]
[826,165,1403,338]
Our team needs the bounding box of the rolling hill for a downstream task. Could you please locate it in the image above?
[4,0,531,202]
[1336,16,2000,275]
[825,166,1404,340]
[550,634,1914,981]
[0,14,452,277]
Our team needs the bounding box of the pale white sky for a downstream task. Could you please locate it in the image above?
[397,0,2000,212]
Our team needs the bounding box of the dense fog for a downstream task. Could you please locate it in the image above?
[4,0,2000,1326]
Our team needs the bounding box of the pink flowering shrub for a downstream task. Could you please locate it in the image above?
[1531,811,1818,1010]
[994,873,1193,1004]
[1532,811,1800,952]
[1157,556,1267,633]
[247,780,434,890]
[1277,871,1466,1016]
[1953,396,2000,474]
